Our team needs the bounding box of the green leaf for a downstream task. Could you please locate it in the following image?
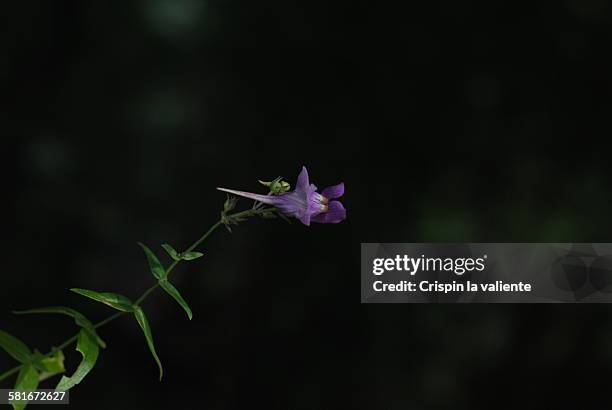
[0,330,32,364]
[56,329,99,392]
[161,244,180,261]
[133,306,163,381]
[11,364,39,410]
[33,348,65,382]
[14,307,106,348]
[138,242,166,279]
[39,350,65,375]
[181,251,204,261]
[159,280,193,320]
[70,289,134,312]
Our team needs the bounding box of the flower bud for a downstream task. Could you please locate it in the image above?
[223,195,238,213]
[259,177,291,195]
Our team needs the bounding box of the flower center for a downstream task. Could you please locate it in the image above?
[310,193,330,215]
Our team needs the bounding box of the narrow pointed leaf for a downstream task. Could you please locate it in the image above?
[159,280,193,320]
[181,251,204,261]
[56,329,99,392]
[138,242,166,279]
[14,307,106,348]
[0,330,32,364]
[161,244,180,261]
[70,289,134,312]
[11,364,39,410]
[133,307,163,380]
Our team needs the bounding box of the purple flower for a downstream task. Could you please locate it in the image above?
[217,166,346,226]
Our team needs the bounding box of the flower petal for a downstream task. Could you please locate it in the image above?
[299,212,311,226]
[311,201,346,224]
[274,192,307,219]
[321,182,344,199]
[296,166,310,193]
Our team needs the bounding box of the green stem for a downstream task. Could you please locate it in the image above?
[133,284,159,307]
[0,366,20,382]
[0,207,274,383]
[94,311,124,329]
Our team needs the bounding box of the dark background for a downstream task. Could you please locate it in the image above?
[3,1,612,409]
